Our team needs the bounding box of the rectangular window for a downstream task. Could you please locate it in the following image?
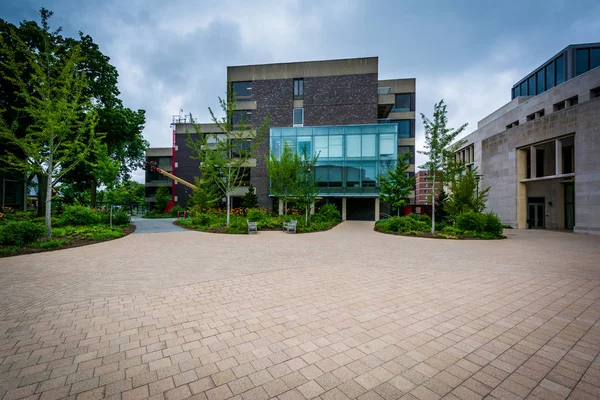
[361,135,376,157]
[293,108,304,127]
[528,76,536,97]
[555,55,565,85]
[536,69,545,95]
[232,110,252,125]
[231,81,253,102]
[297,136,311,156]
[329,136,343,158]
[592,48,600,70]
[536,149,545,177]
[346,135,361,157]
[293,78,304,99]
[393,94,411,112]
[361,162,377,187]
[563,145,574,174]
[546,63,555,90]
[314,136,328,158]
[397,120,411,138]
[520,81,527,96]
[379,134,395,157]
[513,86,520,98]
[576,49,590,76]
[591,86,600,99]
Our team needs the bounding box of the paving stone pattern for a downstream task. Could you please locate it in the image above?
[1,222,600,399]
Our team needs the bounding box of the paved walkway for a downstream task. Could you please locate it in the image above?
[0,223,599,400]
[130,216,187,234]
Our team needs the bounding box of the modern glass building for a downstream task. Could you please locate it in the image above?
[270,124,399,196]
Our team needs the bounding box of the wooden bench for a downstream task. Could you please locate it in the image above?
[247,220,258,234]
[282,220,297,234]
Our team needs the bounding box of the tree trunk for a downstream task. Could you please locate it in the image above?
[431,175,436,233]
[37,173,47,218]
[45,172,52,237]
[90,179,97,208]
[226,194,231,227]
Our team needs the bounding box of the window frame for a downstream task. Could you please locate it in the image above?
[293,108,304,127]
[293,78,304,100]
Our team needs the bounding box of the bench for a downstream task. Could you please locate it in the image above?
[247,220,258,234]
[282,220,297,234]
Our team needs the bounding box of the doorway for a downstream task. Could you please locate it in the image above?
[527,197,545,229]
[564,183,575,230]
[346,198,375,221]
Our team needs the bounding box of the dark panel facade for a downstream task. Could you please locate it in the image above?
[303,74,378,126]
[252,79,294,209]
[174,133,202,206]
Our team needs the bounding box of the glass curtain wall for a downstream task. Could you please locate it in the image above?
[270,124,399,196]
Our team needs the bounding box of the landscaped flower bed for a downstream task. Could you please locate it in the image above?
[175,205,341,234]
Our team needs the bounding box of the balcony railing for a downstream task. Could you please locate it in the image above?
[377,87,392,95]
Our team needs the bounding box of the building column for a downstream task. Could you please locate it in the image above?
[555,139,562,176]
[278,199,283,215]
[530,146,537,179]
[341,197,347,221]
[517,149,528,229]
[375,198,380,221]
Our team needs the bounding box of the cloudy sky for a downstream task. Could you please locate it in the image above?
[3,0,600,182]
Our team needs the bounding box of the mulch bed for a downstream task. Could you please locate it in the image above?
[0,225,136,258]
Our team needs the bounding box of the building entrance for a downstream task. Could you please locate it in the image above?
[346,198,375,221]
[527,197,545,229]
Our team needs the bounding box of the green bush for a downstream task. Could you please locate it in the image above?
[169,205,185,217]
[441,226,463,237]
[30,239,64,249]
[111,210,131,226]
[418,214,432,225]
[483,212,503,236]
[455,211,486,233]
[246,208,267,222]
[314,204,341,223]
[191,213,212,226]
[0,221,45,246]
[376,216,429,234]
[0,246,20,256]
[59,205,101,226]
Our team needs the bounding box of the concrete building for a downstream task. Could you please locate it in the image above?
[453,43,600,234]
[415,170,441,205]
[164,57,416,220]
[144,147,172,209]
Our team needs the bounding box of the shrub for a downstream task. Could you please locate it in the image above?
[0,221,45,246]
[441,226,462,238]
[314,204,341,223]
[59,205,101,226]
[191,213,212,226]
[483,212,503,236]
[246,208,267,222]
[376,216,429,234]
[30,239,64,249]
[111,210,131,225]
[455,211,486,233]
[0,246,20,256]
[169,205,185,217]
[418,214,432,225]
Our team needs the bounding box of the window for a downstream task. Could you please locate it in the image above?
[393,94,411,112]
[546,63,555,90]
[591,86,600,99]
[592,48,600,70]
[528,76,536,97]
[232,110,252,125]
[231,81,252,102]
[293,108,304,127]
[567,95,578,107]
[563,145,574,174]
[361,135,376,157]
[554,101,565,112]
[314,136,328,158]
[298,136,311,155]
[329,136,343,158]
[513,86,519,98]
[536,69,545,95]
[346,136,361,157]
[576,49,590,76]
[397,120,411,138]
[536,149,545,177]
[555,55,565,85]
[379,134,395,157]
[520,81,527,96]
[293,78,304,99]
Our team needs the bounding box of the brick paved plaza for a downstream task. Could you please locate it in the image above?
[1,222,600,400]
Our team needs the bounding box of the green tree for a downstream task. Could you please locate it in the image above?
[102,180,145,205]
[446,167,489,217]
[418,100,468,233]
[187,177,220,212]
[187,92,269,227]
[154,186,170,213]
[241,184,259,209]
[378,151,414,216]
[297,148,320,225]
[0,10,99,237]
[266,144,300,215]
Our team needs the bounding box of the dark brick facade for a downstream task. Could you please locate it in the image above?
[174,133,202,206]
[303,74,378,126]
[252,79,294,209]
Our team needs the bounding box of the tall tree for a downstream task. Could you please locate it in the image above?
[446,167,489,217]
[418,100,467,233]
[266,143,301,215]
[187,94,269,227]
[296,148,320,225]
[379,151,414,216]
[0,9,99,237]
